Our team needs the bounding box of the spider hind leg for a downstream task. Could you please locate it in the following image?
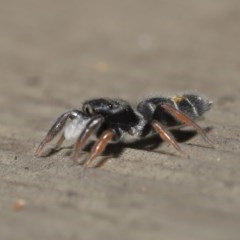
[161,103,214,147]
[151,120,188,157]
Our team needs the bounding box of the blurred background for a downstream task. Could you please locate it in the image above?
[1,1,240,240]
[1,0,239,114]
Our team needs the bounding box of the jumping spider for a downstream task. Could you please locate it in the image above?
[35,93,214,168]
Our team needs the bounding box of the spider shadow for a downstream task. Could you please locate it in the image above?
[41,127,213,167]
[82,128,211,167]
[97,126,213,166]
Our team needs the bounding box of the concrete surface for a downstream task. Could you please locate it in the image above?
[0,0,240,239]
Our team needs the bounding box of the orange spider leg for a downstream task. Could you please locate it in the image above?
[84,129,114,168]
[151,120,188,157]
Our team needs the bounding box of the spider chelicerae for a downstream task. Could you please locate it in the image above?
[35,93,214,168]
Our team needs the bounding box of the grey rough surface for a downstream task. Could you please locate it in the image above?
[0,0,240,240]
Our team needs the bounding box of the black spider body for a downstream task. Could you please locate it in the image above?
[35,93,214,168]
[83,99,139,133]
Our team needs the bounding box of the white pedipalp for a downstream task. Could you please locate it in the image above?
[64,117,90,140]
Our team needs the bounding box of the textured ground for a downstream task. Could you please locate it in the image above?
[1,1,240,240]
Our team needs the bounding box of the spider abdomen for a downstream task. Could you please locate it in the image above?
[137,94,213,127]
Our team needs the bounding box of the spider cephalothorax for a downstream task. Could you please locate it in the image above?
[35,93,214,168]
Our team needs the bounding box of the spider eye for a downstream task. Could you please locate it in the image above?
[84,105,95,115]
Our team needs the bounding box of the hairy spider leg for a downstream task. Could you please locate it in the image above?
[161,103,214,147]
[151,120,188,157]
[84,129,114,168]
[72,115,104,159]
[35,111,73,157]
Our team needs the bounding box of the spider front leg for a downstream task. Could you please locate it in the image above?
[161,103,214,147]
[35,110,83,157]
[71,115,104,160]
